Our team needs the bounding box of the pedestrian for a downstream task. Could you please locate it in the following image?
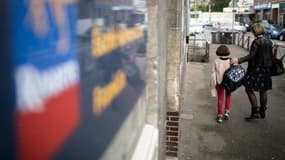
[231,23,273,120]
[210,45,232,123]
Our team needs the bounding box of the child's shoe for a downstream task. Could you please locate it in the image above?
[223,110,230,120]
[216,115,223,123]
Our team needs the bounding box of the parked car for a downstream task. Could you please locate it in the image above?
[189,23,204,35]
[264,24,282,39]
[218,21,246,32]
[278,29,285,41]
[257,20,282,39]
[259,20,271,27]
[233,22,247,32]
[202,23,214,29]
[243,18,253,31]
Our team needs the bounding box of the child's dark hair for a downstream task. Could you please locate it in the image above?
[216,45,230,56]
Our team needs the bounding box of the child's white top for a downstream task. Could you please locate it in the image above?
[210,57,230,97]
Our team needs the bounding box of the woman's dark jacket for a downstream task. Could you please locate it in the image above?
[238,36,273,68]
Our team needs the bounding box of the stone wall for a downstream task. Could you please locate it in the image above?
[165,0,186,157]
[167,0,183,113]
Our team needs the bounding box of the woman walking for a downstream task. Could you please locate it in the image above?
[231,23,274,120]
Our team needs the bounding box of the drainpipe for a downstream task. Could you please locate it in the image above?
[186,0,190,44]
[232,0,235,44]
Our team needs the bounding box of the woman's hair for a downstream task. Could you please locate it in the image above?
[251,23,265,36]
[216,45,230,56]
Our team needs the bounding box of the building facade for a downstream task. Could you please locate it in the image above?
[254,0,285,27]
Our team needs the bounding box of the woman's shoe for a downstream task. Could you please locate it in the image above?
[260,106,267,119]
[245,107,260,121]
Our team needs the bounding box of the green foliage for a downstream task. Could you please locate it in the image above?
[191,4,208,12]
[197,4,208,12]
[190,0,209,12]
[211,0,231,12]
[190,0,230,12]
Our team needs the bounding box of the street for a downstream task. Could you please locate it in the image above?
[179,44,285,160]
[5,0,285,159]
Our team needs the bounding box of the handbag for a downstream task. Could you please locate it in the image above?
[271,55,285,76]
[222,64,246,92]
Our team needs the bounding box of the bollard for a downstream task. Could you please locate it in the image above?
[247,36,250,51]
[237,34,240,46]
[241,33,244,48]
[273,44,278,58]
[186,35,189,44]
[238,33,242,47]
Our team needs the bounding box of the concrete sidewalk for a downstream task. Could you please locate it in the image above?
[179,44,285,160]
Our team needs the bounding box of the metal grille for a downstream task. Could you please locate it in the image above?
[187,35,209,62]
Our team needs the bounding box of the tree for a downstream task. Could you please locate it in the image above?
[211,0,231,12]
[191,3,208,12]
[197,4,208,12]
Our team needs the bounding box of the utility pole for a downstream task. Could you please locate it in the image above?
[208,0,211,23]
[194,0,197,12]
[232,0,235,44]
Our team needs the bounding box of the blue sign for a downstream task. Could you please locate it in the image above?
[254,2,271,10]
[8,0,81,159]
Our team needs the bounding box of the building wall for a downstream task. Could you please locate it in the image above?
[254,0,285,26]
[165,0,186,157]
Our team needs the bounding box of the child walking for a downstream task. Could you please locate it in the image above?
[210,45,232,123]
